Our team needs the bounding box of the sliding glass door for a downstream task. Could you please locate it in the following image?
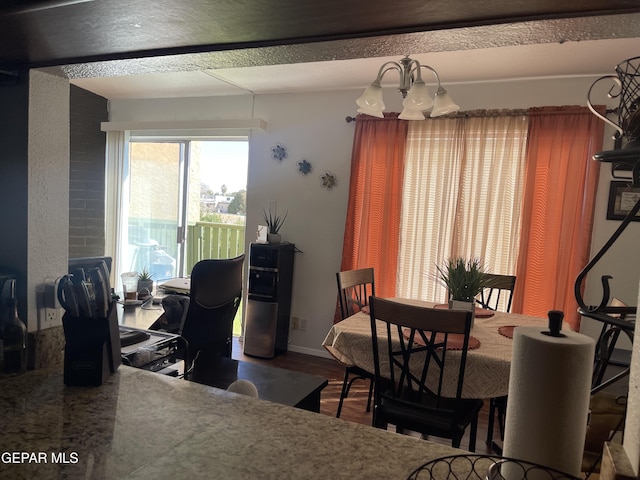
[117,138,248,283]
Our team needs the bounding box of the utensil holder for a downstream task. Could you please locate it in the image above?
[62,303,120,386]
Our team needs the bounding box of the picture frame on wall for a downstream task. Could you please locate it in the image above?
[607,181,640,221]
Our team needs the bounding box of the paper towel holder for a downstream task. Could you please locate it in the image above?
[542,310,566,338]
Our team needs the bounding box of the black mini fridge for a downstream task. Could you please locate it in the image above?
[243,243,295,358]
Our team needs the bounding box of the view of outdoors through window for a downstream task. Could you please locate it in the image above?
[125,139,248,333]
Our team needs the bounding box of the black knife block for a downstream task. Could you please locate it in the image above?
[62,302,121,386]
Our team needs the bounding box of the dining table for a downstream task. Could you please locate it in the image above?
[322,298,569,400]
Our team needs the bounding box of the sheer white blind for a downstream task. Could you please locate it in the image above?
[397,113,529,304]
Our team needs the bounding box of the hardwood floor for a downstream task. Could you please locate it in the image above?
[231,337,497,454]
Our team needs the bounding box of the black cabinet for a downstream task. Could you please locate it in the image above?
[243,243,295,358]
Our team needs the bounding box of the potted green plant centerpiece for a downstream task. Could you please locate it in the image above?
[137,268,154,299]
[263,207,287,244]
[436,257,487,312]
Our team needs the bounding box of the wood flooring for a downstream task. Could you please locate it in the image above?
[231,337,497,454]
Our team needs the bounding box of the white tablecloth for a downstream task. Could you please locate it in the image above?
[323,298,559,399]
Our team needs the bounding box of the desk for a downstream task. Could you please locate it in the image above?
[117,301,164,329]
[117,303,327,412]
[1,366,463,479]
[190,356,328,412]
[120,326,184,372]
[323,298,561,399]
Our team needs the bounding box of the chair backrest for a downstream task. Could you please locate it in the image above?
[148,294,190,333]
[477,273,516,312]
[181,254,245,365]
[336,267,375,320]
[591,297,635,394]
[369,296,474,409]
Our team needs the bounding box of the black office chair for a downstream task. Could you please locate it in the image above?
[369,297,484,451]
[335,267,375,418]
[478,273,516,452]
[181,255,245,376]
[148,295,190,333]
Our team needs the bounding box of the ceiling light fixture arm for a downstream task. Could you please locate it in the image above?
[371,59,412,97]
[374,57,443,97]
[355,54,460,120]
[419,64,446,94]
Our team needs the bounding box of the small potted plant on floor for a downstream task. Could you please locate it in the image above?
[263,207,287,244]
[436,256,487,311]
[137,268,154,299]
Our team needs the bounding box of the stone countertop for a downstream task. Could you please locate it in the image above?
[0,366,464,479]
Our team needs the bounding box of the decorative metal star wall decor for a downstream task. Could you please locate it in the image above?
[271,143,287,162]
[297,159,312,175]
[320,171,337,190]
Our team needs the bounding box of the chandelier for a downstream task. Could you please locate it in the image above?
[356,55,460,120]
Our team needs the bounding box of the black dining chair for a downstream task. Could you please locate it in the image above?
[181,255,245,376]
[369,296,484,451]
[581,298,634,478]
[334,267,375,418]
[478,273,516,452]
[589,298,634,394]
[477,273,516,312]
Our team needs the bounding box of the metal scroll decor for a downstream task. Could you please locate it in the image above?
[297,159,312,175]
[587,55,640,183]
[407,455,579,480]
[320,171,337,190]
[271,143,288,162]
[575,56,640,316]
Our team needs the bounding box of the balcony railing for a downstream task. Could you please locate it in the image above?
[129,220,245,276]
[186,222,245,272]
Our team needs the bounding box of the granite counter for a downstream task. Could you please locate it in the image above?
[0,365,463,479]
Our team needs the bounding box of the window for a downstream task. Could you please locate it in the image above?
[396,114,529,305]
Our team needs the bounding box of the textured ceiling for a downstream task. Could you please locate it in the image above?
[67,14,640,100]
[1,1,639,99]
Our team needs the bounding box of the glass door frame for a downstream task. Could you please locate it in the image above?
[108,133,249,284]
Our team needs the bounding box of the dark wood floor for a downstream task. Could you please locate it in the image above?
[231,337,497,454]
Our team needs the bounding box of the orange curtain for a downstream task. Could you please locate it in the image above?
[335,113,408,322]
[513,106,604,330]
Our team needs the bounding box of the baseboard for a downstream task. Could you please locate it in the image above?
[235,334,333,360]
[287,344,333,359]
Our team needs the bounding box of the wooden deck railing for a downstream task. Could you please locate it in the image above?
[130,220,245,275]
[185,222,246,272]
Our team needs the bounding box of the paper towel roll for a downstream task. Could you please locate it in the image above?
[502,325,595,477]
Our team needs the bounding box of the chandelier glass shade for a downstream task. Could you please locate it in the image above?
[356,56,460,120]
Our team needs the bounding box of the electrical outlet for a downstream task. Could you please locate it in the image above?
[291,316,299,330]
[299,318,308,332]
[46,309,57,324]
[41,307,62,329]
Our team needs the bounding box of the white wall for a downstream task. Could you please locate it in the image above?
[27,70,70,332]
[108,76,639,356]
